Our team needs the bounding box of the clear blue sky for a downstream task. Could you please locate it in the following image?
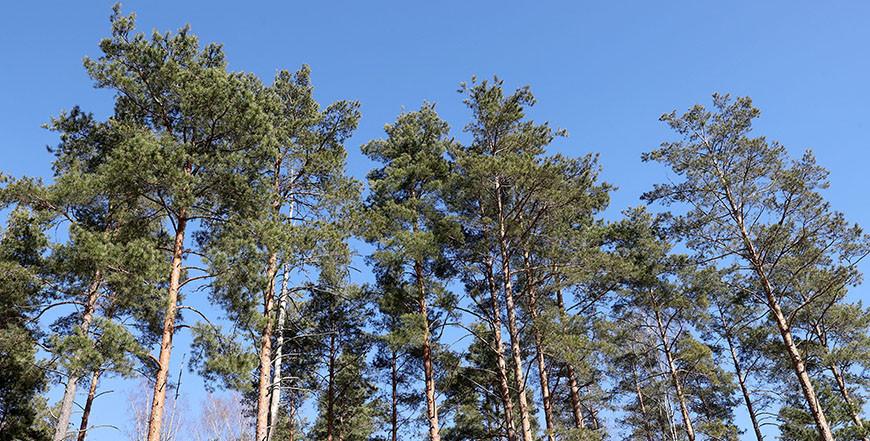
[3,1,869,439]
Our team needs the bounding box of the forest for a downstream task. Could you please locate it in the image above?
[1,6,869,441]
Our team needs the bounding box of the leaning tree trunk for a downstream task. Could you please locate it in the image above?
[811,323,868,439]
[654,309,695,441]
[718,308,764,441]
[75,370,102,441]
[147,213,187,441]
[721,173,835,441]
[53,272,102,441]
[266,264,290,441]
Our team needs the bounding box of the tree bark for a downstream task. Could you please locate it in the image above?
[53,272,102,441]
[147,213,187,441]
[414,258,442,441]
[493,177,534,441]
[326,331,336,441]
[555,287,587,430]
[718,309,764,441]
[75,370,102,441]
[390,349,398,441]
[632,362,654,441]
[654,309,695,441]
[523,253,554,441]
[255,251,279,441]
[813,324,868,439]
[485,255,517,441]
[718,167,835,441]
[267,265,290,441]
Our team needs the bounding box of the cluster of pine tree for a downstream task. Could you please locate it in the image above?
[2,7,869,441]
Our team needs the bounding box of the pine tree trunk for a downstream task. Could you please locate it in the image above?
[632,363,654,441]
[482,225,516,441]
[256,251,279,441]
[812,324,868,438]
[523,253,554,441]
[722,177,835,441]
[390,349,398,441]
[147,213,187,441]
[267,265,290,441]
[494,178,534,441]
[830,361,868,439]
[75,370,102,441]
[326,332,336,441]
[719,311,764,441]
[53,272,102,441]
[555,287,587,430]
[414,258,442,441]
[654,309,695,441]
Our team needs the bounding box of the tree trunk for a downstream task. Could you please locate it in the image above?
[494,178,534,441]
[147,213,187,441]
[256,251,280,441]
[719,310,764,441]
[326,332,336,441]
[75,370,102,441]
[632,362,654,441]
[654,309,695,441]
[723,178,835,441]
[813,324,868,439]
[390,349,398,441]
[53,272,102,441]
[555,287,587,430]
[267,265,290,441]
[414,258,442,441]
[484,241,516,441]
[523,253,554,441]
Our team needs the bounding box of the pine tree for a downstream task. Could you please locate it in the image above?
[643,94,870,441]
[193,64,360,441]
[609,208,739,441]
[363,103,458,441]
[0,205,52,441]
[6,104,167,441]
[78,7,279,440]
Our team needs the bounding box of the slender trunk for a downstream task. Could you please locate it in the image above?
[654,309,695,441]
[555,288,586,430]
[326,332,336,441]
[484,243,516,440]
[267,265,290,441]
[256,251,279,441]
[523,253,554,441]
[391,349,398,441]
[830,361,868,438]
[718,309,764,441]
[589,406,600,430]
[147,214,187,441]
[413,258,442,441]
[54,272,102,441]
[720,171,835,441]
[632,363,654,441]
[494,178,534,441]
[287,394,296,441]
[813,325,868,438]
[75,370,102,441]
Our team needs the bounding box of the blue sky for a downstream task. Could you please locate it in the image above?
[3,1,870,439]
